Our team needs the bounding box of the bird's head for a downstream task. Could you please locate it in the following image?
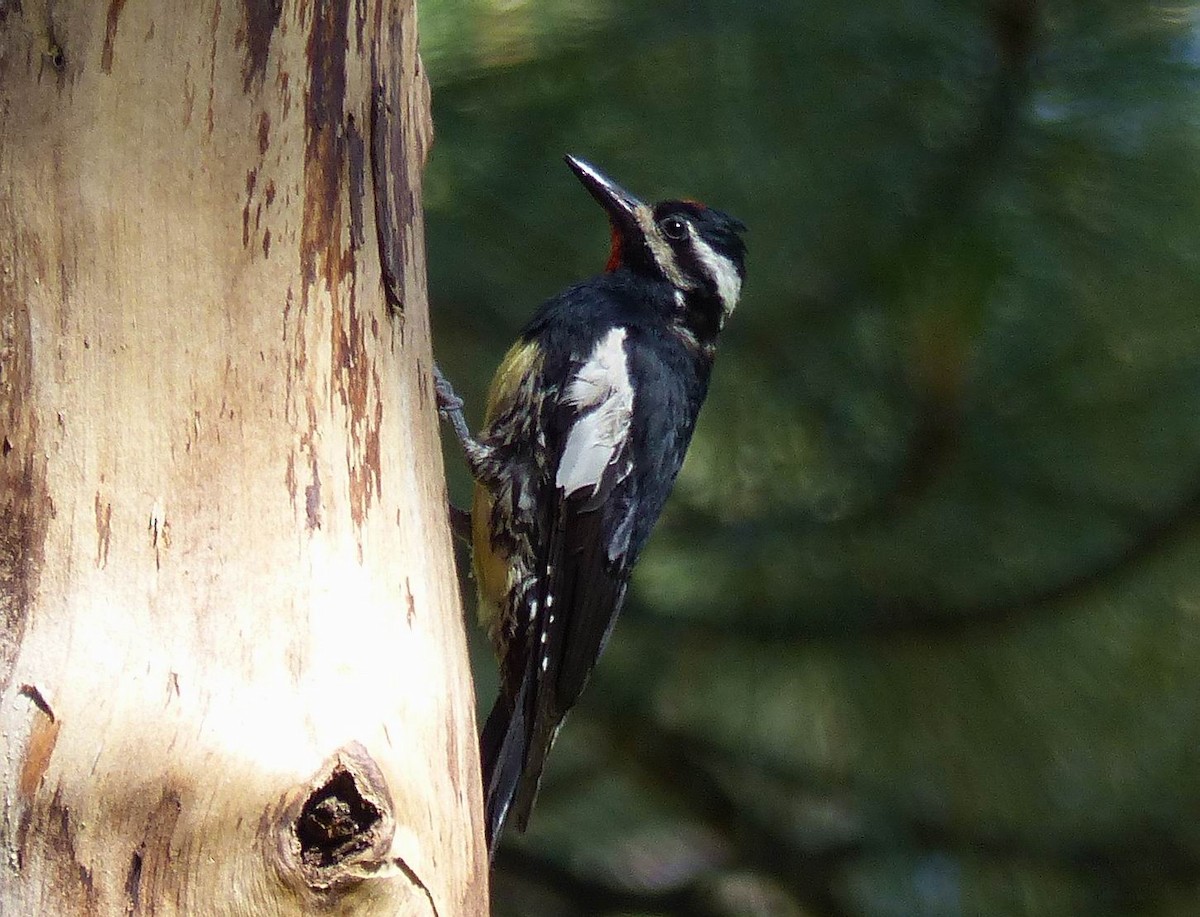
[565,155,747,337]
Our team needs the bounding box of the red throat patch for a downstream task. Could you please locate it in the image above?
[605,226,623,272]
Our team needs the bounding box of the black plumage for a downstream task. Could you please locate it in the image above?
[436,156,746,853]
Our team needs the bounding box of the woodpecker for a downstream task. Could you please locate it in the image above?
[435,155,746,853]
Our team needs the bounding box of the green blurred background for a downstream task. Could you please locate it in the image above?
[419,1,1200,914]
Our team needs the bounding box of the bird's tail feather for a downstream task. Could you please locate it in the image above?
[480,682,528,856]
[509,713,558,833]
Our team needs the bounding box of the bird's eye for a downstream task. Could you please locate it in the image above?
[659,217,688,241]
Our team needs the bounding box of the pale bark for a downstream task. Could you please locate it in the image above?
[0,2,487,914]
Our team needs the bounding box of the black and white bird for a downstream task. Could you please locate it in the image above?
[435,154,747,853]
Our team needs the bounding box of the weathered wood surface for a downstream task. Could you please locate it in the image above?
[0,2,487,913]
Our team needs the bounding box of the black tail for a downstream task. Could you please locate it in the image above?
[510,705,563,834]
[480,680,530,856]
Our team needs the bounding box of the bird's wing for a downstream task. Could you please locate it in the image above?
[540,325,640,711]
[542,452,634,712]
[508,326,640,829]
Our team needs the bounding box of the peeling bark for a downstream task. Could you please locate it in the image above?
[0,2,487,914]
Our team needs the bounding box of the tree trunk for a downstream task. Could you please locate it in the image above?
[0,2,488,914]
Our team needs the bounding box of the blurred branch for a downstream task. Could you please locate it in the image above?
[795,0,1038,316]
[637,465,1200,643]
[618,715,1196,915]
[608,712,855,917]
[837,2,1037,516]
[494,707,853,917]
[498,702,1200,914]
[493,845,697,916]
[775,0,1041,528]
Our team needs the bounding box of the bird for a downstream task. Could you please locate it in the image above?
[434,154,746,854]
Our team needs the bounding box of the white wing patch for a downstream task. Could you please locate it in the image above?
[556,327,634,497]
[690,231,743,324]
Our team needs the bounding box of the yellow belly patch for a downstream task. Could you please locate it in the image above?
[470,337,542,649]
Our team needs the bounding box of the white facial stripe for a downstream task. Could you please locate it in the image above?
[635,206,695,291]
[556,327,634,496]
[689,230,742,321]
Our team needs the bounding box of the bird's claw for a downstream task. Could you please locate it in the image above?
[433,363,465,417]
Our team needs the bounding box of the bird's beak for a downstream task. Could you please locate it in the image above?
[564,155,644,233]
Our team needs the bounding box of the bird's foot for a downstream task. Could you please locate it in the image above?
[433,363,465,418]
[431,361,496,483]
[432,362,476,449]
